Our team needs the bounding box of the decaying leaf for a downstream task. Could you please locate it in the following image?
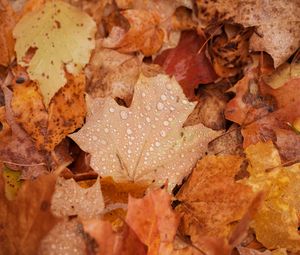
[197,0,300,67]
[154,30,218,100]
[51,177,104,219]
[176,155,254,242]
[0,0,16,66]
[102,10,164,56]
[11,69,86,151]
[13,0,96,105]
[0,172,59,255]
[70,74,220,189]
[245,142,300,252]
[2,165,22,200]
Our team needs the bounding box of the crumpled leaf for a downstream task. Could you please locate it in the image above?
[2,165,22,200]
[70,73,220,189]
[83,219,147,255]
[11,69,86,151]
[154,30,218,100]
[126,188,180,255]
[102,10,164,56]
[244,141,300,252]
[196,0,300,67]
[51,177,104,219]
[263,63,300,89]
[39,218,87,255]
[0,172,59,255]
[13,0,96,105]
[0,0,16,66]
[176,155,254,241]
[225,70,300,162]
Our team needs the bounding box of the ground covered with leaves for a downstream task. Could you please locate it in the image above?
[0,0,300,254]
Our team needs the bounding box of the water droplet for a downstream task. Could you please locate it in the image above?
[142,92,146,97]
[127,128,133,135]
[92,135,97,141]
[127,149,132,154]
[160,131,166,137]
[145,105,151,111]
[104,128,109,133]
[120,111,128,120]
[109,107,115,113]
[182,100,188,105]
[150,147,154,151]
[155,141,160,147]
[168,117,173,122]
[160,94,167,101]
[163,121,169,126]
[138,124,142,129]
[170,106,175,111]
[166,84,172,90]
[146,117,151,123]
[151,124,156,129]
[156,102,164,111]
[101,158,105,162]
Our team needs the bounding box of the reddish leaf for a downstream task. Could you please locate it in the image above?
[154,30,218,100]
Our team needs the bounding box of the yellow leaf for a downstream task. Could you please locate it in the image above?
[245,141,300,252]
[13,0,96,105]
[2,166,22,200]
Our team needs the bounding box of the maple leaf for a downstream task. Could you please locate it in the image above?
[176,155,254,242]
[0,0,16,66]
[196,0,300,67]
[51,177,104,219]
[0,171,59,255]
[13,0,96,105]
[244,141,300,252]
[154,30,218,100]
[70,73,220,189]
[102,10,164,56]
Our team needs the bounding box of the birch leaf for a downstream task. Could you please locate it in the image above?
[70,74,220,189]
[13,0,96,105]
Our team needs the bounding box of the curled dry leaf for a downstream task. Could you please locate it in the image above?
[196,0,300,67]
[176,155,254,242]
[0,0,16,66]
[39,218,87,255]
[11,71,86,151]
[0,172,59,255]
[102,9,164,56]
[13,0,96,105]
[70,74,220,190]
[154,30,218,100]
[245,142,300,251]
[51,177,104,219]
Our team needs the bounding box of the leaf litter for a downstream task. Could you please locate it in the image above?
[0,0,300,254]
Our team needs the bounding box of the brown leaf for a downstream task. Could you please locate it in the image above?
[0,0,16,66]
[102,10,164,56]
[176,155,254,241]
[126,187,180,255]
[154,30,218,100]
[0,171,59,255]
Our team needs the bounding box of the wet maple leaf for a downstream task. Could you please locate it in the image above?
[13,0,96,105]
[196,0,300,67]
[176,155,254,242]
[10,70,86,151]
[154,30,218,100]
[51,177,104,219]
[70,73,220,189]
[245,141,300,252]
[102,9,164,56]
[0,171,59,255]
[0,0,16,66]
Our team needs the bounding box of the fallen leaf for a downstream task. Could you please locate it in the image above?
[2,165,22,200]
[176,155,254,241]
[39,218,87,255]
[11,69,86,151]
[0,0,16,66]
[83,218,147,255]
[237,247,272,255]
[51,177,104,219]
[70,74,220,189]
[154,30,218,100]
[245,141,300,252]
[126,187,180,255]
[196,0,300,67]
[0,171,59,255]
[102,9,164,56]
[13,0,96,105]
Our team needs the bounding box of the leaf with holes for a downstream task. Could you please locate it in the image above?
[13,0,96,105]
[70,73,220,189]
